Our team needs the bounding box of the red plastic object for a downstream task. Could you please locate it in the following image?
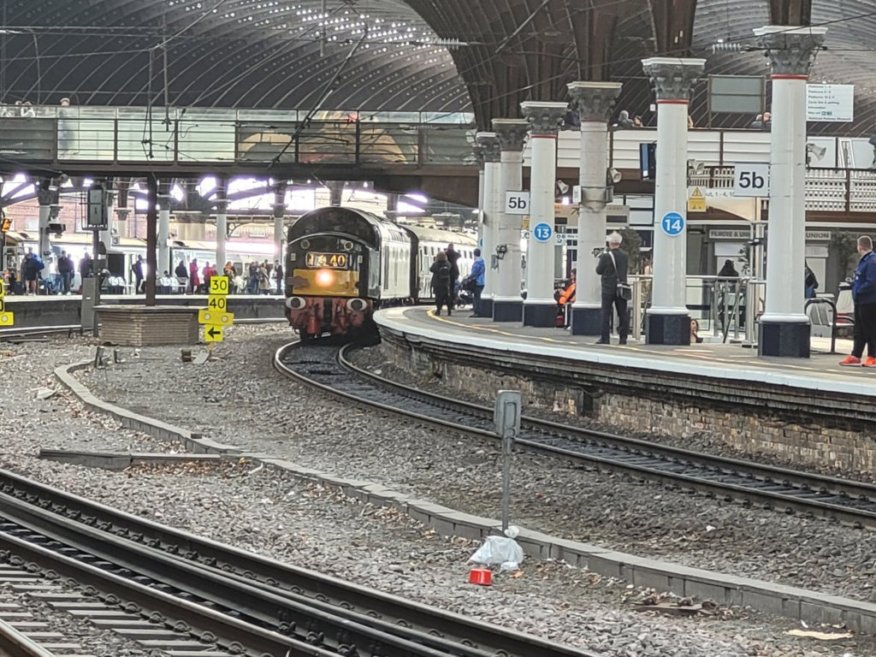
[468,568,492,586]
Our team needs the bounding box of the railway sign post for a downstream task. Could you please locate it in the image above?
[204,325,224,343]
[0,280,11,327]
[199,277,233,343]
[494,390,522,532]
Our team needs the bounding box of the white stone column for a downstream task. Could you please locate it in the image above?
[158,189,171,277]
[491,118,529,322]
[37,181,52,261]
[215,201,228,273]
[641,58,705,345]
[475,132,501,317]
[273,183,287,270]
[755,25,826,358]
[520,101,566,327]
[567,81,623,335]
[99,190,115,257]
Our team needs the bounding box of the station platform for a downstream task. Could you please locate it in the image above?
[374,307,876,474]
[2,294,285,328]
[375,306,867,397]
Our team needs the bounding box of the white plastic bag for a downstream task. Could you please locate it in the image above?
[468,535,524,567]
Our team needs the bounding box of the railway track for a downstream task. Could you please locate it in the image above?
[0,469,592,657]
[275,340,876,529]
[0,326,81,342]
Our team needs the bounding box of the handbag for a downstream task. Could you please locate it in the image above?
[608,251,632,301]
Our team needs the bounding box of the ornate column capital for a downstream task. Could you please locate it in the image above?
[492,118,529,152]
[475,131,501,163]
[520,101,567,136]
[754,25,826,76]
[641,57,705,102]
[115,208,131,220]
[567,81,623,123]
[215,199,229,213]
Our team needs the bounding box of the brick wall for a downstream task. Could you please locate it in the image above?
[379,339,876,476]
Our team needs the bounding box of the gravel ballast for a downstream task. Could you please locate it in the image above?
[0,328,869,656]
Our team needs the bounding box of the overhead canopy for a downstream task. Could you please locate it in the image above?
[1,0,874,134]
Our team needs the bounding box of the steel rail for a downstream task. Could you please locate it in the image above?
[0,470,595,657]
[0,617,57,657]
[0,325,80,341]
[0,520,336,657]
[0,492,501,657]
[273,341,876,529]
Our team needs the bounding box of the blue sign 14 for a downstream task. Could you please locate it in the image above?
[533,223,553,242]
[661,211,685,237]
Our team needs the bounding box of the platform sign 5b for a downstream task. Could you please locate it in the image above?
[733,163,770,198]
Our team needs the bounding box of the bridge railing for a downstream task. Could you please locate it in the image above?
[0,106,478,167]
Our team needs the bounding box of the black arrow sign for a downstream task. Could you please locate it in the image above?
[207,326,222,339]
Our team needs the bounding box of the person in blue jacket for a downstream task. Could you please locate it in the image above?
[840,235,876,367]
[468,248,486,317]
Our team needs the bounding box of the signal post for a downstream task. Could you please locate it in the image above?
[0,280,13,328]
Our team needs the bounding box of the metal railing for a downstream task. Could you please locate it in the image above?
[0,109,478,167]
[687,165,876,213]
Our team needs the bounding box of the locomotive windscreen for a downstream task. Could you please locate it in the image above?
[288,207,381,247]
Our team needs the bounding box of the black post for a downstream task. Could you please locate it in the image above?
[145,175,158,306]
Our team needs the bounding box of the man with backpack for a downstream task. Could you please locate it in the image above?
[430,251,453,316]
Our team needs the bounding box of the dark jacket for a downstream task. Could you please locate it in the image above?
[430,260,452,295]
[57,256,72,274]
[22,256,40,280]
[853,251,876,305]
[446,248,460,281]
[595,248,628,296]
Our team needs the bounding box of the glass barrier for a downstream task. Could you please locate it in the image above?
[359,123,418,165]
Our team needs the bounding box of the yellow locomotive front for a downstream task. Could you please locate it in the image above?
[286,236,371,338]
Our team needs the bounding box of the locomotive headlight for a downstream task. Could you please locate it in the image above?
[315,269,334,287]
[342,240,354,251]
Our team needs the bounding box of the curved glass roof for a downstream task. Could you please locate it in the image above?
[2,0,876,135]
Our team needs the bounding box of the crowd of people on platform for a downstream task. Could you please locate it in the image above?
[1,250,285,296]
[166,258,284,295]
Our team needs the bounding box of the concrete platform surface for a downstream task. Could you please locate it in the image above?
[375,306,875,398]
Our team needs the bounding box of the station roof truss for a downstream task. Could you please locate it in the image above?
[2,0,876,135]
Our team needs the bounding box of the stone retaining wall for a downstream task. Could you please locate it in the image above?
[379,335,876,476]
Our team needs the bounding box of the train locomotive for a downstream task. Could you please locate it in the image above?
[284,206,475,338]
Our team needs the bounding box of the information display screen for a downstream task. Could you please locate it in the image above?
[305,252,349,269]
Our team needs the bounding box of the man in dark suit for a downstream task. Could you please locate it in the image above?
[595,231,629,345]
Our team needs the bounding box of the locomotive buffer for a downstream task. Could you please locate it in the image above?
[198,277,234,343]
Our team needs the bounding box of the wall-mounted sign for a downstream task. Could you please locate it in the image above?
[807,84,854,123]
